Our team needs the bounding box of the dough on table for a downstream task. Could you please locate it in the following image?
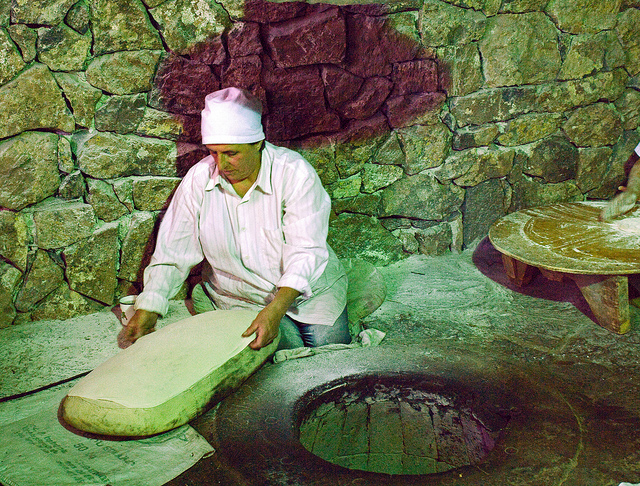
[61,310,278,437]
[612,217,640,235]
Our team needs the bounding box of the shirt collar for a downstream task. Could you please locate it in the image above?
[254,143,273,195]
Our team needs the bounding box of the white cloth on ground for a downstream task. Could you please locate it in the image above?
[272,328,386,363]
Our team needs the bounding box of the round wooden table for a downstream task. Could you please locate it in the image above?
[489,201,640,334]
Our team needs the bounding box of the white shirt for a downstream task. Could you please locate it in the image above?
[135,142,347,325]
[636,142,640,156]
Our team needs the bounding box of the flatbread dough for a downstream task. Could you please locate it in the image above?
[612,217,640,235]
[61,310,278,436]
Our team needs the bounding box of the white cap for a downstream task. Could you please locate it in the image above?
[201,88,265,145]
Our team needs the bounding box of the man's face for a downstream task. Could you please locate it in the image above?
[206,142,263,185]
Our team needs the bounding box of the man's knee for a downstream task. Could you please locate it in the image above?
[276,316,305,350]
[191,283,216,314]
[302,309,351,347]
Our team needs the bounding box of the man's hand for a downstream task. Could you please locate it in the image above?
[242,287,300,350]
[599,188,638,222]
[242,305,283,350]
[600,158,640,222]
[118,309,159,348]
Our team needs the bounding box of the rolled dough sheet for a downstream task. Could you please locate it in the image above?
[61,310,278,436]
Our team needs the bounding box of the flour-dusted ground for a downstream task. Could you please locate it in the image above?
[0,301,192,399]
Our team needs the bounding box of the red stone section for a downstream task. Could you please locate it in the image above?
[345,14,419,78]
[266,8,346,68]
[151,56,219,115]
[190,37,227,65]
[264,65,341,141]
[176,142,208,177]
[223,55,262,91]
[392,59,439,95]
[322,65,363,109]
[340,77,393,120]
[242,0,307,24]
[385,92,447,128]
[228,22,263,57]
[155,0,444,147]
[340,114,391,144]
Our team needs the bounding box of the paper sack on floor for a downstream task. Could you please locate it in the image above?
[0,404,213,486]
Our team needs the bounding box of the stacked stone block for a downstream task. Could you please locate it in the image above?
[0,0,638,326]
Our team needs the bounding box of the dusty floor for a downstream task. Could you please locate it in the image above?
[2,238,640,485]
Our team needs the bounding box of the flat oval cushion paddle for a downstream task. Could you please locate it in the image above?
[61,310,278,437]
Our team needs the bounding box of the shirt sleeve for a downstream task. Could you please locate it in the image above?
[134,165,207,316]
[635,142,640,157]
[275,158,331,299]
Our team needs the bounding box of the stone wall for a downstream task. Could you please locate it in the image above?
[0,0,639,326]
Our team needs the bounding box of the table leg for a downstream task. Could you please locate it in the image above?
[500,254,537,287]
[572,275,630,335]
[539,268,565,282]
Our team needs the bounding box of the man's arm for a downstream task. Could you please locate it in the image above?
[242,286,300,350]
[133,164,208,317]
[273,157,332,301]
[238,150,331,350]
[600,150,640,222]
[119,309,159,347]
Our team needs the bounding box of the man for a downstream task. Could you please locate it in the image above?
[123,87,350,350]
[600,141,640,222]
